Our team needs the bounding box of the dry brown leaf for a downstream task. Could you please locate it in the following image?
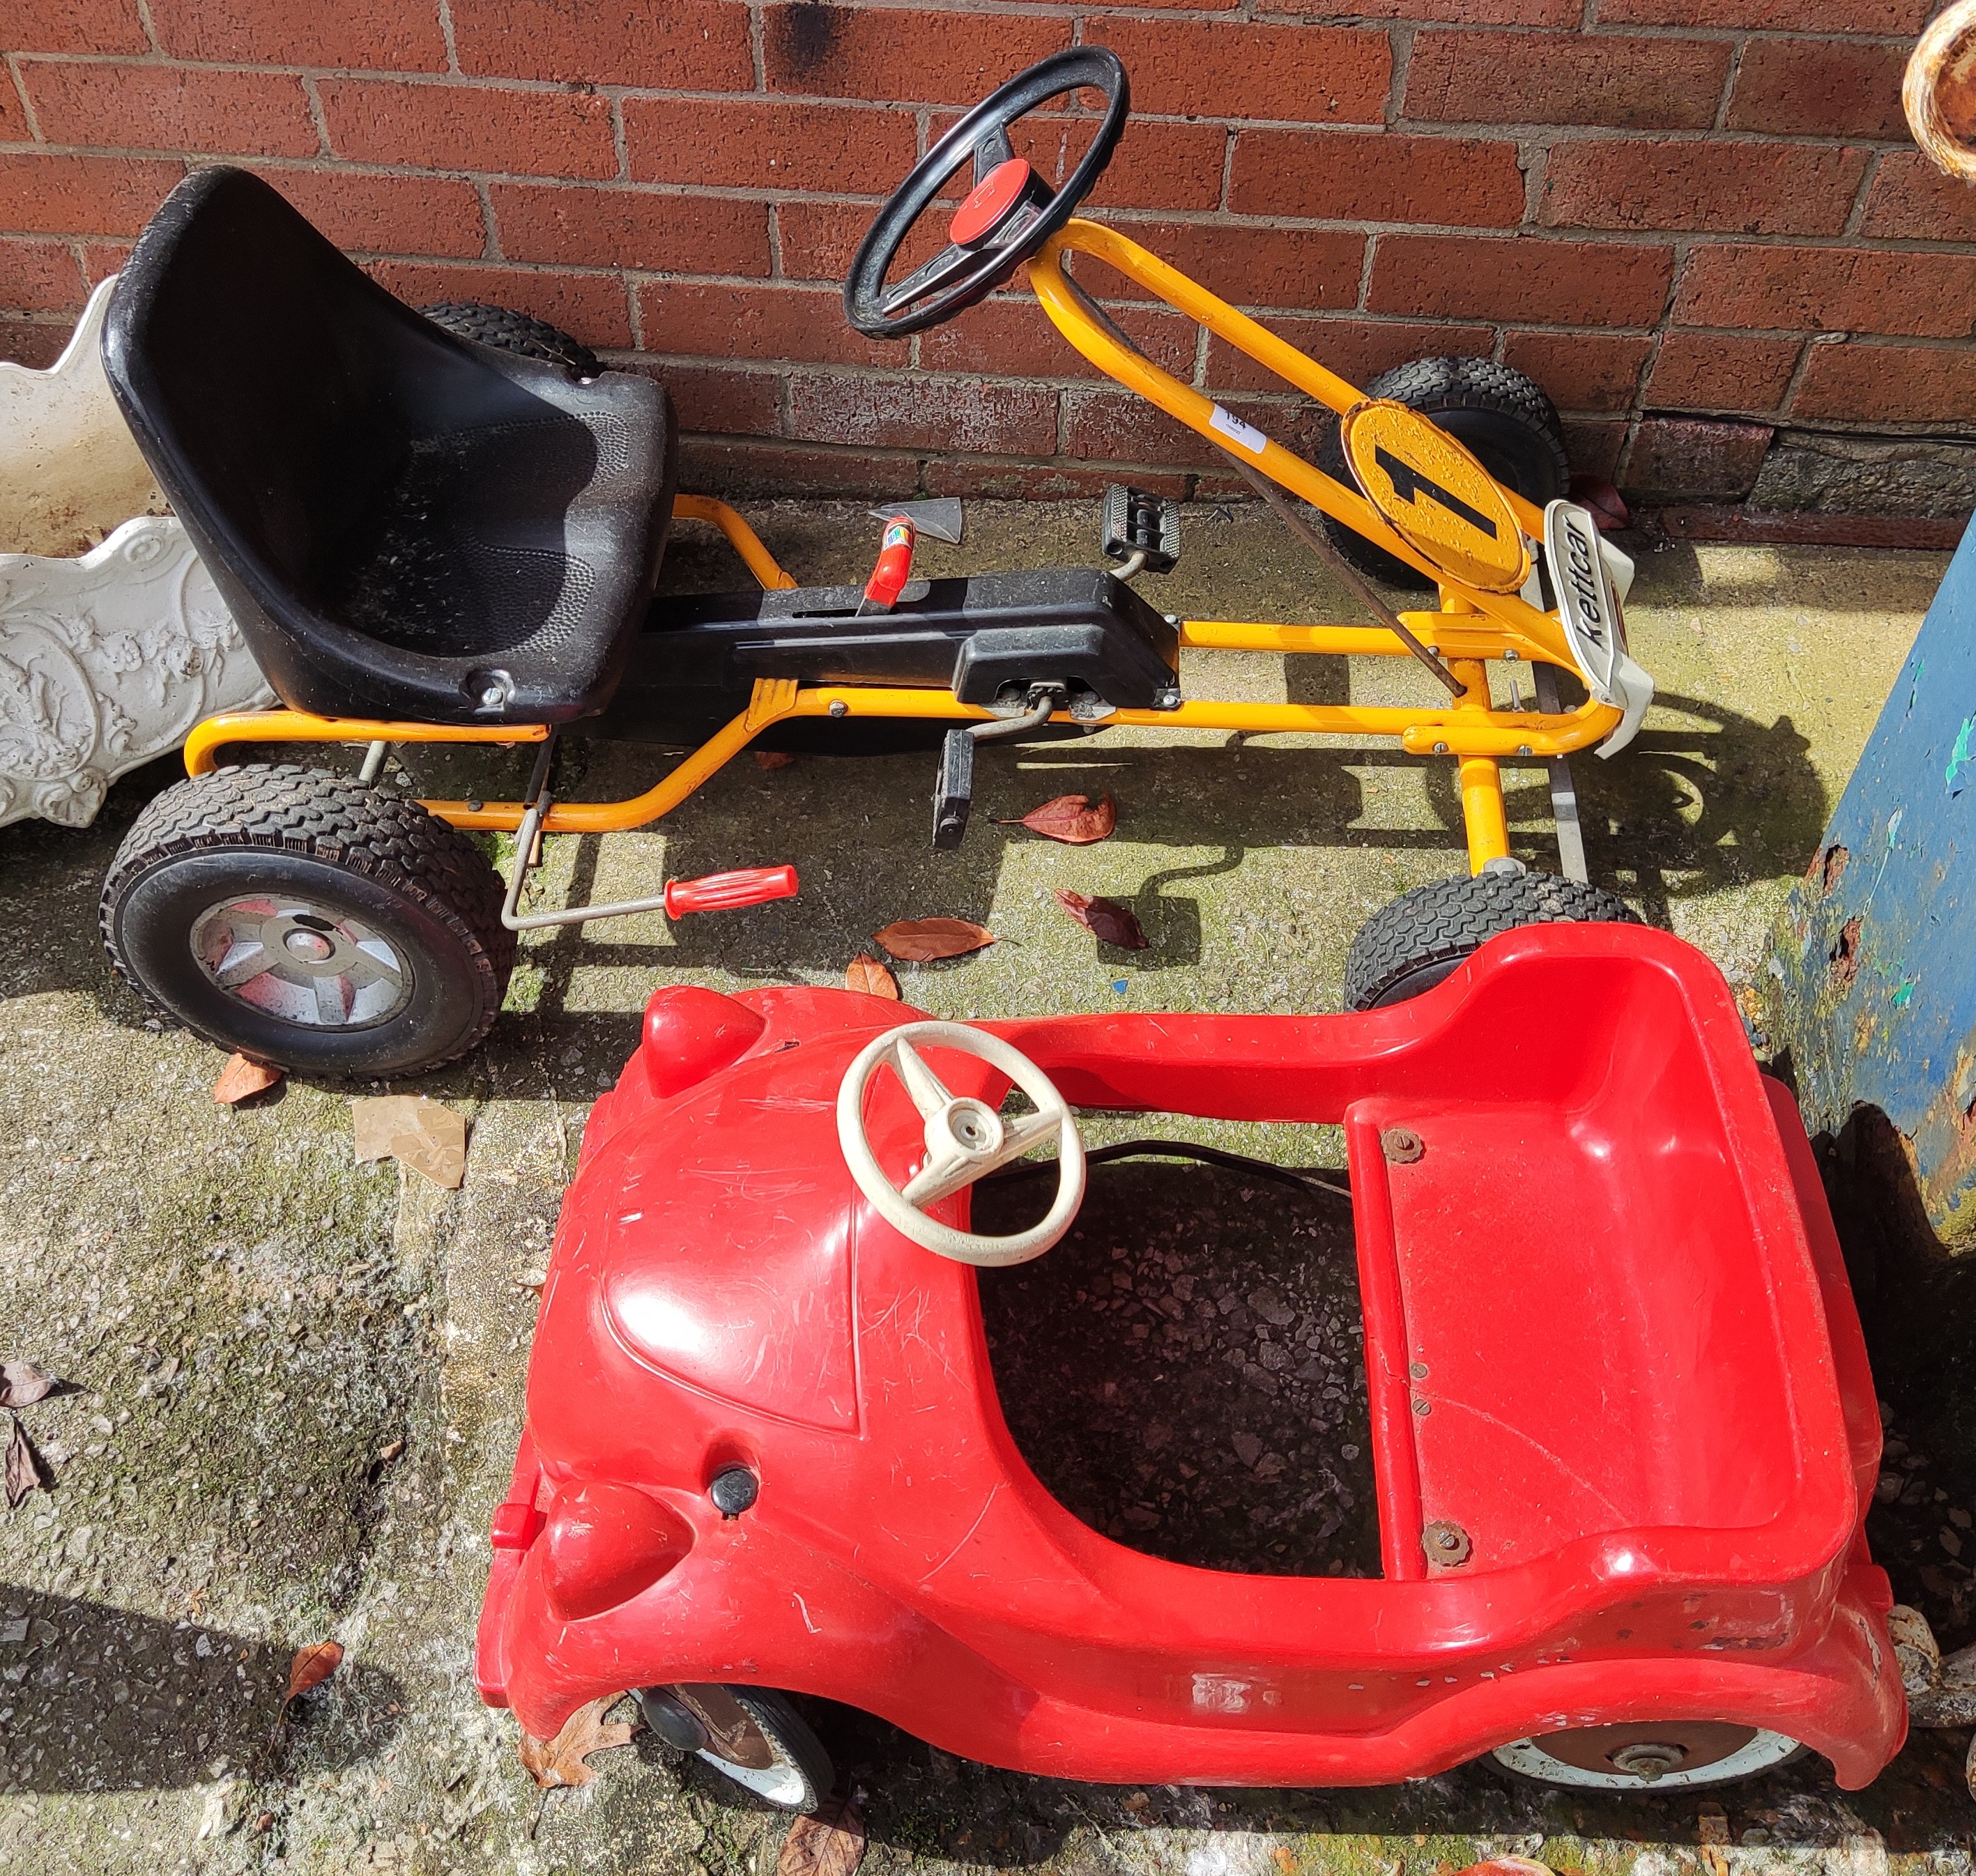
[779,1794,866,1876]
[213,1052,282,1105]
[0,1360,55,1409]
[753,749,797,770]
[1457,1863,1557,1876]
[284,1640,343,1710]
[873,918,995,962]
[1000,792,1117,845]
[1568,472,1630,533]
[845,953,901,999]
[1053,889,1147,950]
[519,1697,636,1788]
[3,1415,44,1509]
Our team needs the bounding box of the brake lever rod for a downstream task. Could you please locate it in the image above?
[1221,453,1467,700]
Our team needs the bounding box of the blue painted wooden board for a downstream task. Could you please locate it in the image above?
[1765,521,1976,1254]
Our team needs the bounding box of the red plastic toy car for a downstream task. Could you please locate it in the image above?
[476,924,1906,1804]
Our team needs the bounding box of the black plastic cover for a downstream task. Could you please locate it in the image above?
[597,568,1181,744]
[101,167,677,725]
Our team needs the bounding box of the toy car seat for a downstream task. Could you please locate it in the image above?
[102,166,675,725]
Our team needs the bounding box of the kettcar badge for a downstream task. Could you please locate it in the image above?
[1544,498,1655,759]
[1340,400,1530,594]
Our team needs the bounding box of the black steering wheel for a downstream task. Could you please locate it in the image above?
[843,47,1129,341]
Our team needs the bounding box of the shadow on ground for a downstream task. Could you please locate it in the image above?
[0,1588,401,1793]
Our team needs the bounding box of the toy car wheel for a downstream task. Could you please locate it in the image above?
[1492,1723,1805,1791]
[1344,866,1638,1010]
[1317,356,1569,590]
[653,1685,835,1811]
[100,764,513,1078]
[419,300,603,378]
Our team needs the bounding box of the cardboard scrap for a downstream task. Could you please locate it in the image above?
[352,1096,467,1189]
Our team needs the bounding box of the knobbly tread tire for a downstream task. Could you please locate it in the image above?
[1345,869,1639,1011]
[100,764,513,1075]
[1317,355,1570,589]
[418,301,604,378]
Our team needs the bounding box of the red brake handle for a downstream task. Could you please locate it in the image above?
[862,516,916,610]
[663,865,799,918]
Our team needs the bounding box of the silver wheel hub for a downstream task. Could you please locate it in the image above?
[192,895,411,1030]
[1494,1725,1800,1791]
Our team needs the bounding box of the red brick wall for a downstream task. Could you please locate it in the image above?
[0,1,1954,504]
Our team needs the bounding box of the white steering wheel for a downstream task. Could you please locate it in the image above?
[835,1021,1085,1266]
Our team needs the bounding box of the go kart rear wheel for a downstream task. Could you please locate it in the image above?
[1493,1723,1805,1791]
[1345,867,1639,1011]
[655,1685,835,1811]
[1317,356,1569,591]
[419,300,603,378]
[100,764,512,1078]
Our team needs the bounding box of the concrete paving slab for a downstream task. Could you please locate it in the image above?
[0,502,1970,1874]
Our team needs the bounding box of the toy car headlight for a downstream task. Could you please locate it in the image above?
[540,1480,695,1622]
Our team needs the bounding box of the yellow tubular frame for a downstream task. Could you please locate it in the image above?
[183,220,1625,870]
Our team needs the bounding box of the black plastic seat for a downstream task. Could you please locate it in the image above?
[102,167,675,726]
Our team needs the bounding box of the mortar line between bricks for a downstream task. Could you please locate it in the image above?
[4,58,43,144]
[0,17,1927,79]
[128,0,163,59]
[608,95,629,185]
[1384,25,1412,130]
[473,180,500,261]
[1779,332,1838,422]
[434,0,463,76]
[1519,134,1547,230]
[1843,151,1883,241]
[0,93,1933,147]
[297,75,332,162]
[1712,31,1744,135]
[291,199,1976,259]
[748,2,767,94]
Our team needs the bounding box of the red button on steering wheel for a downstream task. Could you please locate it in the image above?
[951,157,1046,249]
[844,49,1130,341]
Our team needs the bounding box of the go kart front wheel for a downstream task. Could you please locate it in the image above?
[1345,867,1639,1011]
[100,764,513,1078]
[1492,1723,1805,1791]
[644,1685,835,1811]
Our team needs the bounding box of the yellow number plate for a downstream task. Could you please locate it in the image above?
[1340,400,1530,594]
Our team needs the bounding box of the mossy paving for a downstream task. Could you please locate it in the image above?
[0,509,1971,1870]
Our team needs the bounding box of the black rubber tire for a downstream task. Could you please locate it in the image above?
[1317,356,1570,590]
[673,1686,835,1811]
[100,764,513,1078]
[419,300,603,378]
[1345,868,1639,1011]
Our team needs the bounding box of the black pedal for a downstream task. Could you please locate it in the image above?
[933,728,974,849]
[1101,484,1181,574]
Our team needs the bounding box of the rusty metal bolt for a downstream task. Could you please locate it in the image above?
[1422,1519,1472,1566]
[1381,1127,1425,1164]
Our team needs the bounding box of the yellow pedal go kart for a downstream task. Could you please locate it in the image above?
[95,48,1652,1079]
